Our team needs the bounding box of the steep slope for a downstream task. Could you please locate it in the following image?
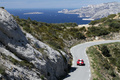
[58,2,120,19]
[0,8,69,80]
[87,42,120,80]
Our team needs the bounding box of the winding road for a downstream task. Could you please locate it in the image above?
[64,40,120,80]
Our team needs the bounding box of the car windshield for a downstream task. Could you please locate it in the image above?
[78,59,83,61]
[80,60,83,61]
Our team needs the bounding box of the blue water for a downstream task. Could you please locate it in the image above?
[7,8,91,25]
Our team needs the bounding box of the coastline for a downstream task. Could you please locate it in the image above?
[82,18,94,21]
[8,9,91,24]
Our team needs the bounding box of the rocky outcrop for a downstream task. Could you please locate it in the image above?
[0,8,69,80]
[58,2,120,19]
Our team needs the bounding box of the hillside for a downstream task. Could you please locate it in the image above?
[85,11,120,80]
[0,7,93,80]
[0,8,72,80]
[13,11,120,80]
[58,2,120,20]
[87,42,120,80]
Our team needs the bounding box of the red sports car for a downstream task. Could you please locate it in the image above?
[77,59,85,66]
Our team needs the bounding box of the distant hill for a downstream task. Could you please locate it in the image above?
[58,2,120,20]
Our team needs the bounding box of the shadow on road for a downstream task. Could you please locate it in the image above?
[77,64,85,66]
[69,67,77,73]
[63,67,77,79]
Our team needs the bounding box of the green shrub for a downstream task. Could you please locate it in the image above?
[89,20,99,25]
[40,75,45,80]
[23,26,32,33]
[0,64,5,75]
[100,45,111,57]
[89,14,116,25]
[86,26,110,37]
[0,7,4,9]
[108,68,116,77]
[107,14,116,18]
[118,13,120,16]
[109,21,120,32]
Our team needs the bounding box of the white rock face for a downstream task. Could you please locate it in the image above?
[0,8,69,80]
[58,2,120,19]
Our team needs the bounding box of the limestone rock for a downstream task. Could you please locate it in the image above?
[58,2,120,19]
[0,8,69,80]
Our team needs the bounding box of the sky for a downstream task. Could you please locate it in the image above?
[1,0,120,9]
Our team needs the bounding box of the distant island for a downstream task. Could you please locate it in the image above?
[24,12,43,15]
[58,2,120,20]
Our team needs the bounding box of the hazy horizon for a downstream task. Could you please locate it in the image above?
[1,0,120,9]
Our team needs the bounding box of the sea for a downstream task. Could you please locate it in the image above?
[7,8,91,25]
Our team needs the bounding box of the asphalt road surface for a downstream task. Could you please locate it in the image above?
[64,40,120,80]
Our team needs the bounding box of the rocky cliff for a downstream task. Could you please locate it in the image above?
[58,2,120,19]
[0,8,69,80]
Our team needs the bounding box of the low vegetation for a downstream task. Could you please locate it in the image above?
[13,13,120,51]
[86,26,110,37]
[89,14,116,25]
[13,16,85,72]
[0,64,5,75]
[13,16,85,52]
[86,13,120,37]
[12,13,120,79]
[87,42,120,80]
